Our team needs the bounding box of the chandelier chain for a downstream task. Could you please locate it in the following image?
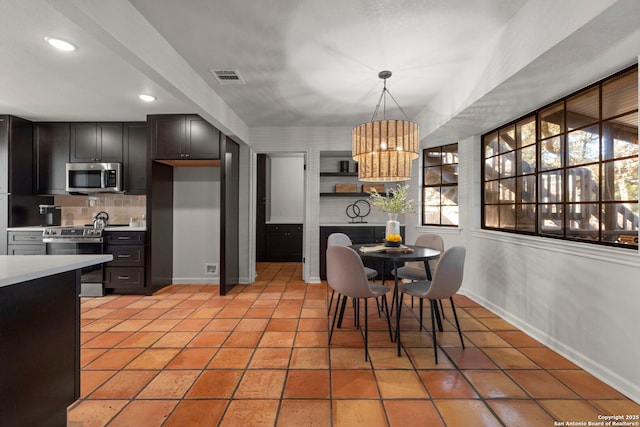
[370,76,411,123]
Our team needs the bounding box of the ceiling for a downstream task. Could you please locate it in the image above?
[0,0,638,146]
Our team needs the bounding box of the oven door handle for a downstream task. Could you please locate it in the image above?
[43,238,104,244]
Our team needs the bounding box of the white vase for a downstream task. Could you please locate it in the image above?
[385,213,400,239]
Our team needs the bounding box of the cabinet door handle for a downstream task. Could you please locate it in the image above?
[117,254,132,258]
[117,275,130,280]
[117,236,132,240]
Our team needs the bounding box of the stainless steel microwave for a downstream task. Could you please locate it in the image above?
[66,162,123,193]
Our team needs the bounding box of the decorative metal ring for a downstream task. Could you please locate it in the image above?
[346,199,371,220]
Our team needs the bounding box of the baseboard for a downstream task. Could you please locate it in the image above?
[460,288,640,404]
[171,277,220,285]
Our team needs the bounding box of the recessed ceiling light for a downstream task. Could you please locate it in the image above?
[44,36,77,52]
[138,93,156,102]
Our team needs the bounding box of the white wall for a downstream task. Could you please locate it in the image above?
[172,167,220,284]
[267,156,304,223]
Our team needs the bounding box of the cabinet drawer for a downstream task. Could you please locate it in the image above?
[8,245,46,255]
[104,231,145,245]
[105,245,144,267]
[104,267,144,288]
[8,231,44,244]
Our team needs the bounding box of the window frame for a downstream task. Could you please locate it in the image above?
[481,65,638,249]
[421,143,459,227]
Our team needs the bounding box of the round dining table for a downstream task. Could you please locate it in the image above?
[350,244,441,356]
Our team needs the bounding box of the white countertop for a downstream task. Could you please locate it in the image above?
[0,255,113,288]
[7,226,146,232]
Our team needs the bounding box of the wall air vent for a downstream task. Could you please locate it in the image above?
[210,69,245,85]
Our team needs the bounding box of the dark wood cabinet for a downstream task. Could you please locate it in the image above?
[149,114,220,160]
[123,122,147,194]
[104,231,146,293]
[319,225,405,280]
[1,115,33,195]
[265,224,303,262]
[0,194,6,255]
[70,122,123,163]
[34,122,70,194]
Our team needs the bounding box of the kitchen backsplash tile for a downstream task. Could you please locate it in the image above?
[55,194,146,226]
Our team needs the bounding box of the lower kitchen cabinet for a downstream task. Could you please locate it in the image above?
[103,231,145,294]
[319,225,405,280]
[265,224,303,262]
[7,230,46,255]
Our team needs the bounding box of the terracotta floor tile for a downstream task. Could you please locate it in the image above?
[85,348,144,370]
[290,347,330,369]
[130,307,170,319]
[276,400,331,427]
[90,370,157,399]
[158,307,195,319]
[171,318,210,332]
[330,330,365,347]
[384,400,444,427]
[464,331,512,347]
[207,347,254,369]
[219,400,279,427]
[298,318,329,331]
[538,399,602,422]
[496,330,543,347]
[81,348,107,367]
[249,347,292,369]
[234,369,287,398]
[444,347,498,369]
[589,399,640,415]
[295,331,327,347]
[331,369,379,399]
[550,369,627,399]
[189,331,230,347]
[259,331,296,347]
[151,331,197,347]
[266,318,299,331]
[376,370,429,398]
[419,370,477,398]
[109,319,153,332]
[463,370,528,398]
[163,400,228,427]
[477,317,518,330]
[518,347,579,369]
[165,347,217,369]
[223,331,263,347]
[245,307,276,318]
[368,347,414,369]
[190,307,223,318]
[80,331,100,344]
[300,307,327,318]
[464,307,498,317]
[141,318,181,331]
[80,370,115,397]
[186,370,243,398]
[67,399,128,426]
[125,348,180,370]
[137,369,200,398]
[330,348,372,369]
[506,370,579,399]
[107,399,178,426]
[332,400,388,427]
[488,400,556,427]
[115,331,164,348]
[202,318,239,331]
[457,317,491,331]
[283,370,330,398]
[482,347,540,369]
[236,318,269,331]
[434,399,502,427]
[405,347,455,369]
[83,331,133,348]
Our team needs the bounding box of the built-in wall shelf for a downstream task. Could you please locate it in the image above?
[320,192,388,197]
[320,172,358,177]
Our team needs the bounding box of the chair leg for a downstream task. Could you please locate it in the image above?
[419,298,424,332]
[354,298,359,328]
[382,294,393,342]
[327,289,335,315]
[430,300,438,364]
[395,292,405,343]
[439,299,446,319]
[450,297,465,349]
[364,299,369,361]
[329,294,342,344]
[337,294,348,328]
[375,297,382,317]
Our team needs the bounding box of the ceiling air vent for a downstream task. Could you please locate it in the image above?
[210,69,245,85]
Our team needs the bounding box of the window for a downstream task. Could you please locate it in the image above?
[422,143,459,226]
[482,65,638,248]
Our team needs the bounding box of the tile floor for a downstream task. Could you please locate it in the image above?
[67,262,639,426]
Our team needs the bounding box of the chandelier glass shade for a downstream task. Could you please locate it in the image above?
[352,71,420,182]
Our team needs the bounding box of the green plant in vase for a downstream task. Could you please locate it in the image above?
[368,184,415,245]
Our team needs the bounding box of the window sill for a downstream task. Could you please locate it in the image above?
[416,225,462,236]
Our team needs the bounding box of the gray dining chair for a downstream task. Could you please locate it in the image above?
[326,233,379,315]
[397,246,466,364]
[326,245,392,361]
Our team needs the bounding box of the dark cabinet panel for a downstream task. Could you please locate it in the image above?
[0,194,6,255]
[149,114,220,160]
[34,122,70,194]
[0,116,8,194]
[104,231,146,293]
[70,122,123,163]
[123,122,147,194]
[319,225,405,280]
[104,267,145,288]
[265,224,303,262]
[1,115,33,195]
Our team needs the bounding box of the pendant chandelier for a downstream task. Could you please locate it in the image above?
[352,70,419,182]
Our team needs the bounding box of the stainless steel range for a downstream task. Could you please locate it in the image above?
[42,226,105,296]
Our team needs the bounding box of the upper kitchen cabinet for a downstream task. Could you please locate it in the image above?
[1,115,33,195]
[70,122,123,163]
[34,122,70,195]
[149,114,220,160]
[123,122,147,195]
